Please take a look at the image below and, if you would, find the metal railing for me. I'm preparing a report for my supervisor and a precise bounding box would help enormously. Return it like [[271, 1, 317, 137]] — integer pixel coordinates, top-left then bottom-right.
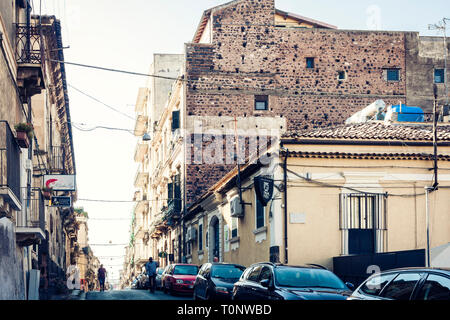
[[49, 146, 65, 173], [0, 121, 21, 201], [16, 190, 45, 231], [15, 24, 42, 65]]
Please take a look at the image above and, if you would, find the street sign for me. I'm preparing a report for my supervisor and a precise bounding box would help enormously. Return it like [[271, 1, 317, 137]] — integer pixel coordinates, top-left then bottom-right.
[[51, 196, 72, 208], [254, 176, 274, 206], [44, 175, 76, 191]]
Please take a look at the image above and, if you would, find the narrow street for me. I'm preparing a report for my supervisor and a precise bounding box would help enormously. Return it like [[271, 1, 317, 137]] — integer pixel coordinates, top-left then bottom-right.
[[84, 289, 192, 301]]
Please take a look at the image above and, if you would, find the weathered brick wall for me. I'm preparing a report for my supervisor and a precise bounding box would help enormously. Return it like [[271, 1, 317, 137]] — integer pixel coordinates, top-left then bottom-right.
[[185, 132, 275, 205], [183, 0, 410, 204], [185, 0, 408, 131]]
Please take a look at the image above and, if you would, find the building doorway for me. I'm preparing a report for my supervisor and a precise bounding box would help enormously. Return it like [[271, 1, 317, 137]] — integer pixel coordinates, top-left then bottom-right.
[[209, 216, 220, 262]]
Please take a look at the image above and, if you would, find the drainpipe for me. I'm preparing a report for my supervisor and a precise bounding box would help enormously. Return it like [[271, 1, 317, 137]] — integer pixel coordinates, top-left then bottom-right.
[[283, 148, 289, 264]]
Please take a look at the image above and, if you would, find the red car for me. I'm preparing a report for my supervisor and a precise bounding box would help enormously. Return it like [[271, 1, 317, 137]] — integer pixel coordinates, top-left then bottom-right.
[[162, 264, 199, 295]]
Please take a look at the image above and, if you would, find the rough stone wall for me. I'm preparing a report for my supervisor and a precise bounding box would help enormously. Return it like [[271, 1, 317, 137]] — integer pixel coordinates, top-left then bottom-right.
[[185, 133, 275, 205], [0, 218, 26, 300], [183, 0, 411, 205], [406, 34, 450, 112]]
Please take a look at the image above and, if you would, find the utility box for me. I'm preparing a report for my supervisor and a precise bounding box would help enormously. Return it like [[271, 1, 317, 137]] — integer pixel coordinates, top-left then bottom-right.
[[230, 197, 244, 218]]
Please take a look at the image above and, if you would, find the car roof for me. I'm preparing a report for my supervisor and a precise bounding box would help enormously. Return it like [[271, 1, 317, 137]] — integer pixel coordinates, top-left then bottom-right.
[[374, 267, 450, 275], [210, 263, 245, 267], [249, 262, 328, 270]]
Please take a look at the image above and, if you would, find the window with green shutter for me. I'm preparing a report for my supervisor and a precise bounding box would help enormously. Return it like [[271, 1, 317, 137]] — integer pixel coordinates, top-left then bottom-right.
[[172, 110, 180, 131]]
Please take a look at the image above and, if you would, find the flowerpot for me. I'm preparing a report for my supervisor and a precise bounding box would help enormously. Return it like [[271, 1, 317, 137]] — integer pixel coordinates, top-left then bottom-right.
[[16, 131, 29, 148]]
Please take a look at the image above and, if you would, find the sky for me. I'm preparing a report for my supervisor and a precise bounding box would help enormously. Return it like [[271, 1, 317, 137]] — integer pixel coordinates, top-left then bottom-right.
[[36, 0, 450, 286]]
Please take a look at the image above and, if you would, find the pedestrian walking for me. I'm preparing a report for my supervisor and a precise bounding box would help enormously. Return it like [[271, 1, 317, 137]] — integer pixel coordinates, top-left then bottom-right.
[[145, 257, 158, 293], [97, 264, 107, 292]]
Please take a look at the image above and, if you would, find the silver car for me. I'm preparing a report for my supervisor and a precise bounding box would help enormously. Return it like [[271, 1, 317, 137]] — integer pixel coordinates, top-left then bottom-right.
[[155, 267, 166, 290]]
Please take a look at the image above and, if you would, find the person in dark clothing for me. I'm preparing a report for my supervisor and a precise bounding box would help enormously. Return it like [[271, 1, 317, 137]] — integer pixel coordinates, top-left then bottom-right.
[[97, 265, 107, 292], [145, 257, 158, 293]]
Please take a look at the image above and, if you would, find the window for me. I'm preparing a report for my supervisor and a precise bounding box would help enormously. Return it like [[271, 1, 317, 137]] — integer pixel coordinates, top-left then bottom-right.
[[258, 266, 273, 282], [306, 57, 315, 69], [255, 194, 265, 230], [172, 110, 180, 131], [247, 266, 262, 282], [386, 69, 400, 81], [231, 217, 238, 238], [340, 193, 386, 255], [338, 71, 347, 80], [435, 69, 445, 84], [198, 223, 203, 251], [255, 95, 268, 111], [416, 274, 450, 300], [380, 273, 422, 300], [359, 273, 396, 297]]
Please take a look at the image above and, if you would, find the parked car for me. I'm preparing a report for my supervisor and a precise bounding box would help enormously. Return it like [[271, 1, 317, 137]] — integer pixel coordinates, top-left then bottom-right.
[[194, 263, 246, 300], [162, 264, 199, 295], [348, 267, 450, 300], [155, 267, 166, 290], [232, 262, 353, 300]]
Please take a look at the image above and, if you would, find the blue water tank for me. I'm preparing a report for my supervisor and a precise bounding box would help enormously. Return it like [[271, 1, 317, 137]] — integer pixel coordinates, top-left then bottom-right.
[[391, 105, 424, 122]]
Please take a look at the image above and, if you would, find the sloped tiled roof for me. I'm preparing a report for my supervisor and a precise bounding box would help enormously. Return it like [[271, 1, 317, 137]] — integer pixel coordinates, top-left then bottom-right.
[[283, 122, 450, 142]]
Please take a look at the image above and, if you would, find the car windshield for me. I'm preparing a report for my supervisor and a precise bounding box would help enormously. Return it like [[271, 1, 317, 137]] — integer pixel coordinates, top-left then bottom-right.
[[211, 265, 245, 279], [173, 265, 198, 276], [274, 267, 347, 290], [157, 269, 164, 275]]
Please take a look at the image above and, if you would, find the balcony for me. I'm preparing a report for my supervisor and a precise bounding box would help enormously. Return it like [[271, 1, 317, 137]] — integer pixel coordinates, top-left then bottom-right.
[[167, 198, 182, 219], [49, 146, 65, 173], [134, 166, 149, 188], [0, 121, 22, 213], [135, 88, 149, 113], [134, 113, 149, 137], [15, 24, 45, 100], [16, 191, 46, 247], [134, 142, 149, 163]]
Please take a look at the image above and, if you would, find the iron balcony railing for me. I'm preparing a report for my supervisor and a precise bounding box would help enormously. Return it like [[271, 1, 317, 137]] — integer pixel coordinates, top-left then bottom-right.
[[167, 198, 181, 218], [49, 146, 65, 173], [16, 190, 45, 231], [0, 121, 21, 202], [15, 24, 42, 65]]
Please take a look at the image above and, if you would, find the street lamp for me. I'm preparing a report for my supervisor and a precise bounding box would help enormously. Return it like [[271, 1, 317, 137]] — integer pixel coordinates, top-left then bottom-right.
[[142, 133, 151, 141]]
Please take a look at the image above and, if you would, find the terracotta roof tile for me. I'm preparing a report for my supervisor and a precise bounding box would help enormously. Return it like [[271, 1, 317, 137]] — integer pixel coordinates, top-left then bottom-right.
[[283, 122, 450, 141]]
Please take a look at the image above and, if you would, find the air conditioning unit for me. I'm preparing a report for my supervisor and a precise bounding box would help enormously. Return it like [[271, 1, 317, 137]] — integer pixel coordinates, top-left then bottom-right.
[[230, 197, 244, 218], [187, 227, 197, 242]]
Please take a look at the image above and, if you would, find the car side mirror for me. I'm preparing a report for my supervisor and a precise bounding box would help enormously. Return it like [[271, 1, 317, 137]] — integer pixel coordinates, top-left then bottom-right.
[[345, 282, 355, 291], [260, 279, 272, 289]]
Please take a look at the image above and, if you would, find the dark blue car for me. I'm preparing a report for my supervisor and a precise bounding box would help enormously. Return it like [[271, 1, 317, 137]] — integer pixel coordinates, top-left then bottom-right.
[[194, 263, 246, 300], [232, 262, 354, 300]]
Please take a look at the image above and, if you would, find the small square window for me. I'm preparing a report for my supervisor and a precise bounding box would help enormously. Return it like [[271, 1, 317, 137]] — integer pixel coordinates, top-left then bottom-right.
[[255, 95, 268, 111], [386, 69, 400, 81], [306, 57, 315, 69], [435, 69, 445, 83], [338, 71, 347, 80]]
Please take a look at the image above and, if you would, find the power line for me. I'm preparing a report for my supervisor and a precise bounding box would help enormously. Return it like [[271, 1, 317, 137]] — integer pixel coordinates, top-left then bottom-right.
[[68, 84, 135, 121], [76, 198, 181, 203]]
